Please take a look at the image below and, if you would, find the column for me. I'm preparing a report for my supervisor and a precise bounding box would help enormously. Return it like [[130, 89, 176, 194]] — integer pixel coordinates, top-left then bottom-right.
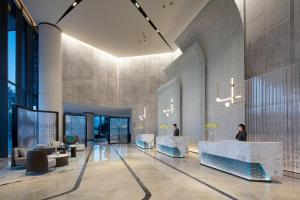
[[38, 23, 63, 141]]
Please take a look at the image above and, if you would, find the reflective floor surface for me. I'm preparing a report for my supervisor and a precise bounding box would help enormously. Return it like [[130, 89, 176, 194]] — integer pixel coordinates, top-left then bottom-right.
[[0, 144, 300, 200]]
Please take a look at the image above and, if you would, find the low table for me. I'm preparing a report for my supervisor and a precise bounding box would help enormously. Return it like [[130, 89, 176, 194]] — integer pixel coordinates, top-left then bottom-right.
[[48, 154, 69, 167]]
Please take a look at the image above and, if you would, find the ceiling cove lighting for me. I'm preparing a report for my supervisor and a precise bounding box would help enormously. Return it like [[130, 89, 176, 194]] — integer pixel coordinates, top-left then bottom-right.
[[130, 0, 173, 50], [216, 78, 242, 107], [56, 0, 82, 24]]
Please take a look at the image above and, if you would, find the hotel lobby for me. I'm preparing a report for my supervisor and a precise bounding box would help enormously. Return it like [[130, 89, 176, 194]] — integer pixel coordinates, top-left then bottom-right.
[[0, 0, 300, 199]]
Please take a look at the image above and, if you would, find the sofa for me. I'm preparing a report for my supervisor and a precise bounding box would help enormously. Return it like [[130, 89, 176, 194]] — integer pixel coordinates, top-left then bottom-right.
[[11, 147, 28, 168]]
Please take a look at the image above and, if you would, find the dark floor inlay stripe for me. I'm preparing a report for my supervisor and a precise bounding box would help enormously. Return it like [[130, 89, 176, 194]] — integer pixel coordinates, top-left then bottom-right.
[[111, 145, 151, 200], [131, 145, 239, 200], [42, 144, 94, 200]]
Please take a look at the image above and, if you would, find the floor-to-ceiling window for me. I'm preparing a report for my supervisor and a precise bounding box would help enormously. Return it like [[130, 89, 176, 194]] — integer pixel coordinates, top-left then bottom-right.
[[93, 115, 130, 144], [7, 3, 16, 155], [109, 117, 130, 144], [0, 0, 39, 157], [93, 115, 109, 142]]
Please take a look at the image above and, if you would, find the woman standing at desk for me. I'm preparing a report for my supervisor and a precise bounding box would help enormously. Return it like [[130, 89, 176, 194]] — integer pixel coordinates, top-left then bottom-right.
[[235, 124, 247, 141]]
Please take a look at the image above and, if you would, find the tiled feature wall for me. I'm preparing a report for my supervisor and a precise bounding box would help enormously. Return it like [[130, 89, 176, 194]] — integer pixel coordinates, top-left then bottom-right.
[[157, 77, 181, 136], [246, 63, 300, 173], [62, 34, 180, 141], [164, 42, 206, 146], [175, 0, 245, 141], [245, 0, 300, 78]]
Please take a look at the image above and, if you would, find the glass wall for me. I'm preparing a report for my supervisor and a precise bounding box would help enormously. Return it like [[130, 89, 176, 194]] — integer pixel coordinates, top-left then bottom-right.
[[16, 107, 58, 150], [0, 0, 39, 157], [65, 114, 87, 145]]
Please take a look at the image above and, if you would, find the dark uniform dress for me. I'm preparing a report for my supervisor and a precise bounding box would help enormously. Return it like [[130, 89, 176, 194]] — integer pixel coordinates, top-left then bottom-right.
[[235, 131, 247, 141], [173, 128, 180, 136]]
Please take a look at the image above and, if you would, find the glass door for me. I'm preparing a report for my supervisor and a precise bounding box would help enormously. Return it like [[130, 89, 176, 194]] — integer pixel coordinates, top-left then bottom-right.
[[109, 117, 129, 144]]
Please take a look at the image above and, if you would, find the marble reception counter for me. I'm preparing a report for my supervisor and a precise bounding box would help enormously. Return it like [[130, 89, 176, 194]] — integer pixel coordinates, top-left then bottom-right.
[[156, 136, 188, 158], [135, 134, 155, 149], [198, 140, 283, 181]]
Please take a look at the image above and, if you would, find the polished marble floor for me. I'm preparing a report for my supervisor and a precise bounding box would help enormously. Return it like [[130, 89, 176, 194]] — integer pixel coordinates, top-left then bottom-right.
[[0, 144, 300, 200]]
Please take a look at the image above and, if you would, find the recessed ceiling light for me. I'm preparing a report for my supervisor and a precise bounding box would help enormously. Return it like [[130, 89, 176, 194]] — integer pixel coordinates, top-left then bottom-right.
[[146, 17, 150, 21], [135, 3, 140, 8], [72, 2, 77, 6]]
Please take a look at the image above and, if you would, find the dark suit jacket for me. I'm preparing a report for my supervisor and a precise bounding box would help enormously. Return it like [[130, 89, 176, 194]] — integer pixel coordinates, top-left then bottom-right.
[[235, 131, 247, 141], [174, 128, 180, 136]]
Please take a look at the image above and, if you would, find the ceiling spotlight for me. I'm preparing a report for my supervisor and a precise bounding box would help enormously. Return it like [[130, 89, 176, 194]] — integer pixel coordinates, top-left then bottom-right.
[[156, 29, 159, 33], [72, 1, 77, 6], [146, 17, 150, 21], [135, 3, 140, 8]]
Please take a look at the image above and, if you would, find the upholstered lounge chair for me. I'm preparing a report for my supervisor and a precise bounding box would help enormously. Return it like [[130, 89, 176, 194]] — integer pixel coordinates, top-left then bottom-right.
[[64, 135, 85, 151], [33, 144, 55, 155], [11, 147, 28, 168], [64, 135, 79, 145], [26, 150, 56, 175]]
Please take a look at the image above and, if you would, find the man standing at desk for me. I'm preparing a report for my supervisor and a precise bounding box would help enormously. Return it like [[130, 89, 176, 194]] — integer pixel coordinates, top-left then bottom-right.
[[173, 124, 180, 136]]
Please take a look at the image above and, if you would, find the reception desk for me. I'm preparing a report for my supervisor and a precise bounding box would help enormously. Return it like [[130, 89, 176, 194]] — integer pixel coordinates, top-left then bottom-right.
[[135, 134, 155, 149], [198, 140, 283, 181], [156, 136, 188, 158]]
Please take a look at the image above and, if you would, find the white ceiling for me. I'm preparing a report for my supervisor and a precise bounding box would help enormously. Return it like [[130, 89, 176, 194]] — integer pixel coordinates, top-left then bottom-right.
[[22, 0, 208, 57], [22, 0, 74, 25]]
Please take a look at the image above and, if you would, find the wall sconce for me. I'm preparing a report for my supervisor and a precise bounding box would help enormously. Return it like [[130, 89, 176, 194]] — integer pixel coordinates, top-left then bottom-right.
[[163, 98, 174, 117], [216, 78, 241, 107], [139, 107, 146, 121]]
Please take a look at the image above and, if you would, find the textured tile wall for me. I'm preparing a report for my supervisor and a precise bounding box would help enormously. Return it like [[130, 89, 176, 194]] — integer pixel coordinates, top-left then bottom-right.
[[164, 42, 206, 146], [157, 77, 181, 136], [62, 34, 180, 141], [296, 0, 300, 63], [175, 0, 245, 141]]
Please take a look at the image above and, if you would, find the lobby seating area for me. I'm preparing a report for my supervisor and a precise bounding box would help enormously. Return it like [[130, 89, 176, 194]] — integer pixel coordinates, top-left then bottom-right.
[[9, 137, 85, 177]]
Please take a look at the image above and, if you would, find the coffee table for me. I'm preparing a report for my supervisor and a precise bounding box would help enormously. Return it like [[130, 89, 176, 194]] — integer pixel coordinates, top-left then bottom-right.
[[48, 154, 69, 167]]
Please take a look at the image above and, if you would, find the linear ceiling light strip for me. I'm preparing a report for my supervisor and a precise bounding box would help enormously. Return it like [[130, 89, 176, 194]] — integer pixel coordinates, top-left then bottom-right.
[[56, 0, 82, 24], [130, 0, 173, 51]]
